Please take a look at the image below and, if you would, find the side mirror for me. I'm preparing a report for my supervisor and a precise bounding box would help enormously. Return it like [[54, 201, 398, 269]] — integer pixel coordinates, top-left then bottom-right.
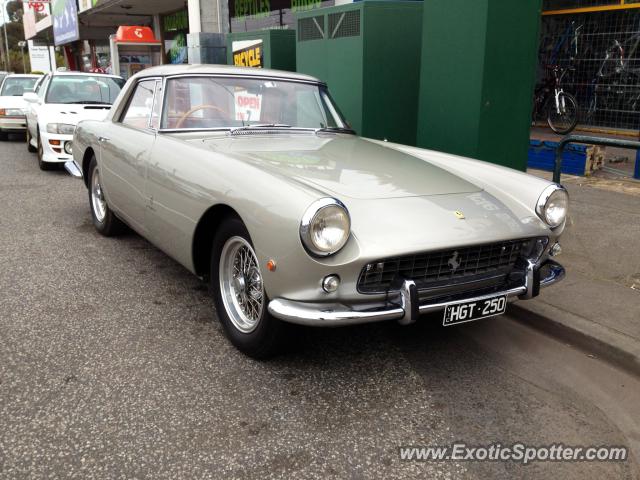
[[23, 92, 39, 103]]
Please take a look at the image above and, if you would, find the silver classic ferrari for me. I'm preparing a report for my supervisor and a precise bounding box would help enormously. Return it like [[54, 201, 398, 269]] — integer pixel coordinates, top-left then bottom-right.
[[70, 65, 567, 358]]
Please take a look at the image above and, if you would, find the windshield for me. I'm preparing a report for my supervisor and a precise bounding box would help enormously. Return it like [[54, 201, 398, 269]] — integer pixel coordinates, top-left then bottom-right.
[[161, 76, 349, 131], [45, 75, 125, 104], [0, 77, 39, 96]]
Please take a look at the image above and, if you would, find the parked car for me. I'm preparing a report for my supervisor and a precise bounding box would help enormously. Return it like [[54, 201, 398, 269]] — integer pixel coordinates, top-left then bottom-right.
[[0, 74, 42, 140], [0, 71, 8, 87], [71, 65, 568, 358], [24, 71, 125, 170]]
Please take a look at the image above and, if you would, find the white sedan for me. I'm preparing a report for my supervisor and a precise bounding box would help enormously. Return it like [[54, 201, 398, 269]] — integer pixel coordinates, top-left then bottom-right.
[[0, 74, 42, 140], [24, 71, 125, 170]]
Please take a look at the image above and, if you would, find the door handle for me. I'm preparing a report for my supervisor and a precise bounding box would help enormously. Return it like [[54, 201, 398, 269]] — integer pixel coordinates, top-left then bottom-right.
[[98, 137, 109, 143]]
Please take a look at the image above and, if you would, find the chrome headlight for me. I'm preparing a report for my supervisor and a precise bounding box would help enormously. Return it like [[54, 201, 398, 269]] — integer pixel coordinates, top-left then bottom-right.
[[46, 123, 76, 135], [300, 198, 351, 257], [536, 184, 569, 228]]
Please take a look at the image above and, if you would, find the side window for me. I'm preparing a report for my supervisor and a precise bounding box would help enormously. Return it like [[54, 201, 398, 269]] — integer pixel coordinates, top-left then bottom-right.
[[38, 76, 50, 100], [121, 80, 156, 129]]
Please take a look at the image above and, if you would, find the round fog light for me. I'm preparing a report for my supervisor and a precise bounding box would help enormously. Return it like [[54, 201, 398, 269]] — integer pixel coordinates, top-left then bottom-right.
[[64, 142, 73, 155], [322, 274, 340, 293], [550, 242, 562, 257]]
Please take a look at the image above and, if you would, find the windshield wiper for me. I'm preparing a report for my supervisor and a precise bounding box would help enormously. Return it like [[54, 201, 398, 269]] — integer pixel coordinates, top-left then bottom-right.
[[315, 126, 356, 134], [75, 101, 112, 105], [230, 123, 292, 131]]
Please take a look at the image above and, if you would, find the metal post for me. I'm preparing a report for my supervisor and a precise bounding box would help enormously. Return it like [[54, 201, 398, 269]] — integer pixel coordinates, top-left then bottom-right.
[[635, 149, 640, 180], [18, 40, 26, 73]]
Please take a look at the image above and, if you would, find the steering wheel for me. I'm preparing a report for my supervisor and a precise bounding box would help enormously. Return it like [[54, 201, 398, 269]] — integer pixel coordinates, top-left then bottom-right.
[[175, 104, 231, 129]]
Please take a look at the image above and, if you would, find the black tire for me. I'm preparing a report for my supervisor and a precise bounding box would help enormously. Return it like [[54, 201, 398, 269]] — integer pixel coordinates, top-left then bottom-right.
[[26, 127, 36, 153], [37, 130, 54, 171], [546, 92, 579, 135], [0, 131, 7, 141], [87, 156, 126, 236], [210, 217, 285, 359]]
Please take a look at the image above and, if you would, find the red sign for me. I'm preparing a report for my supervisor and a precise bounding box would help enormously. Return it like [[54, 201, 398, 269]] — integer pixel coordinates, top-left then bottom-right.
[[115, 26, 160, 44], [28, 1, 50, 13]]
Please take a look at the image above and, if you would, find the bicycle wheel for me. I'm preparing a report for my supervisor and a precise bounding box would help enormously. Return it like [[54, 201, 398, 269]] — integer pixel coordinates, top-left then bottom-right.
[[547, 92, 579, 134]]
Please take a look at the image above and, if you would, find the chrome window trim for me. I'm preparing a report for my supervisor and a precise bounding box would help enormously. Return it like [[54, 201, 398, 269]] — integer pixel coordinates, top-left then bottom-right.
[[117, 77, 162, 133], [157, 74, 331, 133], [161, 73, 325, 87], [299, 197, 351, 257]]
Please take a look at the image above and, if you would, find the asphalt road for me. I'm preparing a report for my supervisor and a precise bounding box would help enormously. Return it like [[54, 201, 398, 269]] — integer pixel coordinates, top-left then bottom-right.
[[1, 134, 639, 479]]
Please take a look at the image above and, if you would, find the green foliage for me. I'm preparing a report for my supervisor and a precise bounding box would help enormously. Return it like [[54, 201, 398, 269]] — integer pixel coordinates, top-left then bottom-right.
[[6, 0, 23, 22], [7, 49, 31, 73]]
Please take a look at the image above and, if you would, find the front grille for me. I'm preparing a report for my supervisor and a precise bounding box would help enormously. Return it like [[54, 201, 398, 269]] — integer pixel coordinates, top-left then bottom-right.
[[358, 238, 540, 294]]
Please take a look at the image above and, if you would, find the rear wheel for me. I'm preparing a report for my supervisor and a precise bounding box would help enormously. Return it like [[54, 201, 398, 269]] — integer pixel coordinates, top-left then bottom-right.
[[547, 92, 579, 135], [0, 131, 7, 141], [88, 156, 126, 236], [210, 217, 285, 359]]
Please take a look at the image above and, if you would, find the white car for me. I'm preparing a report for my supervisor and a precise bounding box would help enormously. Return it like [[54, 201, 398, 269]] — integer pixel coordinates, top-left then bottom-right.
[[24, 71, 125, 170], [0, 74, 42, 141]]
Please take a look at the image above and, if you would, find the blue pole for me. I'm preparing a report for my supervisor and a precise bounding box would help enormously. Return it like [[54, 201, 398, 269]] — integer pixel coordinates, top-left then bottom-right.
[[635, 149, 640, 180]]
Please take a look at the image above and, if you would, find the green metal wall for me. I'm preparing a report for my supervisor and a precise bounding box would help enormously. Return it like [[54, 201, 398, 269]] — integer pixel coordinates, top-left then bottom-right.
[[296, 1, 423, 145], [416, 0, 542, 171], [227, 30, 296, 71]]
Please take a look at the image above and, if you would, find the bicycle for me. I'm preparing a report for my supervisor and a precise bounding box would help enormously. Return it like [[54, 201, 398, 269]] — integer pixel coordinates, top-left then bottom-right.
[[532, 65, 579, 135]]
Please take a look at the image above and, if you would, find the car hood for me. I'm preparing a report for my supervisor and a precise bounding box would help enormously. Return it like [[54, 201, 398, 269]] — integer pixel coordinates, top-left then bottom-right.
[[0, 95, 28, 110], [199, 134, 481, 199], [39, 103, 112, 126]]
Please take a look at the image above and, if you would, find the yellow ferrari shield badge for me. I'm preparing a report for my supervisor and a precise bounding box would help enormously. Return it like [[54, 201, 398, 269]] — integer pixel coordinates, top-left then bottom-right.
[[454, 210, 465, 220]]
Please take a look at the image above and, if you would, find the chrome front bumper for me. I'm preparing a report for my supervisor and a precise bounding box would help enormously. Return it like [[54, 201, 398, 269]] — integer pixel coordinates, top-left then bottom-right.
[[268, 260, 565, 327]]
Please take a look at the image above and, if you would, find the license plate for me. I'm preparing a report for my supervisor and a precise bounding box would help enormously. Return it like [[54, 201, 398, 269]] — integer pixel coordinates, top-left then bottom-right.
[[442, 295, 507, 326]]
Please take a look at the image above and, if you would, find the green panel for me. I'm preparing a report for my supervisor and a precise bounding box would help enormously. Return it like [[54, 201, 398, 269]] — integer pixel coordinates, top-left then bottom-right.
[[296, 1, 423, 142], [477, 0, 542, 170], [270, 30, 297, 72], [416, 1, 487, 158], [417, 0, 541, 171], [362, 2, 423, 145], [296, 4, 364, 134]]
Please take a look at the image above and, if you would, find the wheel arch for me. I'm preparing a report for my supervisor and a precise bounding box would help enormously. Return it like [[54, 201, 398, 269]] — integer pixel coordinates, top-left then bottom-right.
[[192, 204, 243, 278], [82, 147, 96, 188]]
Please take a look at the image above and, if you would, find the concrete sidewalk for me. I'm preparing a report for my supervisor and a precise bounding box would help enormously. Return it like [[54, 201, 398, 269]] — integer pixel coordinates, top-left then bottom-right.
[[513, 169, 640, 375]]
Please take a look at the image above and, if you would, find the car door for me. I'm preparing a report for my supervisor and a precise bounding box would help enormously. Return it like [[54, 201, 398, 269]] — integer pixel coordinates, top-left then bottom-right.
[[99, 78, 159, 234]]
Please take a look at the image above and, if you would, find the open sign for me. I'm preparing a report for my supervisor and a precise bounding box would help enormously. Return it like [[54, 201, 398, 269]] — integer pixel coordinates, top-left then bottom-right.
[[234, 92, 262, 121]]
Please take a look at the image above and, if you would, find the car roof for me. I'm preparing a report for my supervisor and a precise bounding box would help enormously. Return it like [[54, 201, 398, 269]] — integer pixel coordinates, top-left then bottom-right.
[[4, 74, 42, 78], [50, 71, 123, 80], [135, 64, 322, 84]]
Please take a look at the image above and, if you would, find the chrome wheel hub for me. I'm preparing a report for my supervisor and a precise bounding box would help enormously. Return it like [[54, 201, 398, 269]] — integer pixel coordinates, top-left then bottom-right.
[[219, 236, 264, 333], [91, 168, 107, 223]]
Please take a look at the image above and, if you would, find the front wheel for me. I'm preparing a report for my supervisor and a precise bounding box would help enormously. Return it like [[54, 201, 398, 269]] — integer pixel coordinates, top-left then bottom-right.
[[210, 217, 285, 359], [547, 92, 579, 135], [26, 127, 36, 153], [37, 130, 54, 171]]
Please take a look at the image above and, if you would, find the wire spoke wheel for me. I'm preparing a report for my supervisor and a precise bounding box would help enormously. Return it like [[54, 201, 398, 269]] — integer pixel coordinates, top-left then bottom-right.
[[219, 236, 264, 334]]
